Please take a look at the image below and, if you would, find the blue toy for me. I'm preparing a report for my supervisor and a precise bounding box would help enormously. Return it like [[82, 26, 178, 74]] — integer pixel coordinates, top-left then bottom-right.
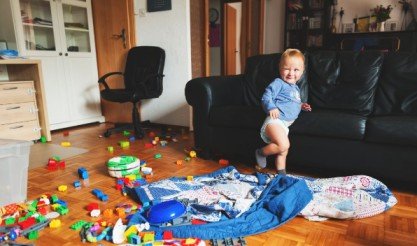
[[146, 200, 186, 224], [78, 167, 89, 179]]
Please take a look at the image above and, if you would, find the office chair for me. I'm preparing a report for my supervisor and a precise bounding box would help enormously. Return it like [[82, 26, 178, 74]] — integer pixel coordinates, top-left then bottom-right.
[[98, 46, 165, 138]]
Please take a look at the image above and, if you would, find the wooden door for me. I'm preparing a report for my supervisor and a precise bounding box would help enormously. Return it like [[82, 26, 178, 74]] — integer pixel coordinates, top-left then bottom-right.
[[92, 0, 135, 123], [224, 3, 237, 75]]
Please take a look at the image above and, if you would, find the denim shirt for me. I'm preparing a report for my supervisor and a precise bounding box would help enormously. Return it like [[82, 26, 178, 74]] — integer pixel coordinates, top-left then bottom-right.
[[261, 78, 301, 121]]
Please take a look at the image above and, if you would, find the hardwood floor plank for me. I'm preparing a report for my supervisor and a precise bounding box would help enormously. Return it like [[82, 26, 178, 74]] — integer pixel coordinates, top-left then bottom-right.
[[10, 123, 417, 245]]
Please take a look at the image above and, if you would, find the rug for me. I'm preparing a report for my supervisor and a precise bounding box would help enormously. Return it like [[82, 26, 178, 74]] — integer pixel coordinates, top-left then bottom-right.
[[29, 143, 88, 169]]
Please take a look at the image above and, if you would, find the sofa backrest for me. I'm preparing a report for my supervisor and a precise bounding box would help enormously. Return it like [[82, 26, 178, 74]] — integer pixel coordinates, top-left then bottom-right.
[[373, 52, 417, 116], [306, 51, 384, 116], [243, 53, 308, 107]]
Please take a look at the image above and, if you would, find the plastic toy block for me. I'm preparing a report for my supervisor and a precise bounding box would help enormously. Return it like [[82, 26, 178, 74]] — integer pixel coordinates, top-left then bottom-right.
[[154, 153, 162, 159], [36, 215, 47, 223], [61, 141, 71, 147], [58, 185, 67, 192], [141, 166, 152, 174], [70, 220, 89, 230], [90, 209, 101, 217], [148, 131, 156, 138], [56, 206, 69, 215], [143, 232, 155, 242], [128, 234, 141, 244], [144, 143, 153, 149], [184, 157, 191, 162], [115, 207, 126, 218], [50, 194, 59, 203], [5, 217, 15, 225], [191, 219, 207, 225], [18, 217, 36, 230], [73, 180, 81, 188], [49, 219, 61, 228], [129, 136, 136, 142], [152, 140, 158, 145], [154, 137, 160, 142], [103, 209, 114, 218], [189, 151, 197, 158], [219, 159, 229, 165], [107, 146, 114, 152], [123, 130, 131, 136], [37, 206, 48, 215], [27, 230, 39, 240], [86, 202, 99, 211], [182, 238, 201, 246], [186, 176, 193, 181], [163, 231, 173, 240], [124, 225, 137, 239], [160, 140, 168, 146], [78, 167, 89, 179], [40, 136, 47, 143], [140, 160, 147, 166], [119, 140, 130, 148], [56, 199, 67, 207], [115, 184, 123, 191], [63, 131, 69, 136], [155, 231, 163, 241]]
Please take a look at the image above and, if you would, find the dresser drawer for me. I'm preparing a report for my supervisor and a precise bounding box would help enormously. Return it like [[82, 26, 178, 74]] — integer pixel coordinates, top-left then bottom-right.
[[0, 81, 36, 104], [0, 102, 39, 125], [0, 120, 41, 141]]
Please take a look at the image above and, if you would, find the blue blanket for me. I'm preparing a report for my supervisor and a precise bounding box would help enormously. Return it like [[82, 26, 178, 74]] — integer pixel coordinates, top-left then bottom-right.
[[129, 166, 312, 239]]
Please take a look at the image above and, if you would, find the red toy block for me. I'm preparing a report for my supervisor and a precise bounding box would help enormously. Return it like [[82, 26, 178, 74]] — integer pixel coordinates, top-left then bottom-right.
[[163, 230, 173, 240], [115, 184, 123, 191], [18, 217, 36, 230], [191, 219, 207, 225], [219, 159, 229, 165], [37, 206, 49, 215], [86, 202, 99, 212], [144, 143, 154, 149]]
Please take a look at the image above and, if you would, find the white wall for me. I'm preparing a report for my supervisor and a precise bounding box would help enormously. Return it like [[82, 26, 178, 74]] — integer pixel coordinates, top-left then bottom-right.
[[134, 0, 192, 127], [264, 0, 285, 54]]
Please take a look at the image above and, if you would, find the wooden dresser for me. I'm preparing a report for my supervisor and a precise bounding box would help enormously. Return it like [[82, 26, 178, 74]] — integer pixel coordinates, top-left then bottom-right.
[[0, 59, 51, 141]]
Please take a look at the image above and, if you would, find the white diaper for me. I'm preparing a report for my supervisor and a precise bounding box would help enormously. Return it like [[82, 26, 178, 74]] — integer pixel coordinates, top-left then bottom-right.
[[260, 116, 294, 143]]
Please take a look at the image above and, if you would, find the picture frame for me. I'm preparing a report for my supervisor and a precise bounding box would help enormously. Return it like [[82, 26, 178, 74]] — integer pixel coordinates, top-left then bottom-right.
[[354, 16, 369, 33], [385, 21, 398, 31], [342, 23, 355, 33], [0, 40, 7, 50]]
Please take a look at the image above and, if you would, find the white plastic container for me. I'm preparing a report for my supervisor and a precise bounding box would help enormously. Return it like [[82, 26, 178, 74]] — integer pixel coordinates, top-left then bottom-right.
[[0, 138, 32, 207]]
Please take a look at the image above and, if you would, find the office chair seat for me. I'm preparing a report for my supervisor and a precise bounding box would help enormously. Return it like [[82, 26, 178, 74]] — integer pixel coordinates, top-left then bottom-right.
[[98, 46, 165, 138]]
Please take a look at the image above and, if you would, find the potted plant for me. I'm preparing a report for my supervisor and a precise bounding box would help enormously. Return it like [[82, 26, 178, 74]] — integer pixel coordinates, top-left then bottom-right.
[[372, 5, 393, 31]]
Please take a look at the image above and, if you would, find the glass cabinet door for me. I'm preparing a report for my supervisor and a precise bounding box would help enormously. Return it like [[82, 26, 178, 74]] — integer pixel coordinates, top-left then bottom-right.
[[19, 0, 57, 51], [61, 3, 91, 53]]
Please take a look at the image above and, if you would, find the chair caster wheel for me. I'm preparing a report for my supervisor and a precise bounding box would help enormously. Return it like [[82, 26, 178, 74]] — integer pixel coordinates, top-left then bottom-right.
[[103, 131, 111, 138]]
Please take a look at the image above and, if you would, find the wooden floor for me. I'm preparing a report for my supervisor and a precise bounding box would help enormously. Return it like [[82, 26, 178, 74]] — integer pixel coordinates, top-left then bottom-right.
[[16, 123, 417, 246]]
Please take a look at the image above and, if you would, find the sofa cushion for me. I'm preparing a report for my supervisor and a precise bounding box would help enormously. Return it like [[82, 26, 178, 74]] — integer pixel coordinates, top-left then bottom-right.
[[290, 109, 367, 140], [366, 116, 417, 147], [209, 106, 265, 129], [373, 52, 417, 116], [307, 51, 383, 116]]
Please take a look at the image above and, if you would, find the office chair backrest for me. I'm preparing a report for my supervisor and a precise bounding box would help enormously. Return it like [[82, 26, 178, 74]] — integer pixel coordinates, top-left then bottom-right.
[[124, 46, 165, 99]]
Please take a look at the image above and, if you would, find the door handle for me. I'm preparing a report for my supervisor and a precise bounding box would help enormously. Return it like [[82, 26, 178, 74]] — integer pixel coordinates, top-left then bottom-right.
[[112, 28, 127, 49]]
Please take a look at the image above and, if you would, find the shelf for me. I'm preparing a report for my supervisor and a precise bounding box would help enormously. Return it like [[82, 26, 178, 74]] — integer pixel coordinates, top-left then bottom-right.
[[65, 27, 89, 32], [23, 23, 53, 29]]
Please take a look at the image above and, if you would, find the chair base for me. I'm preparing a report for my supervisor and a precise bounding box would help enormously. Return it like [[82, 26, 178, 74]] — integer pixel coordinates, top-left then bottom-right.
[[103, 120, 150, 139]]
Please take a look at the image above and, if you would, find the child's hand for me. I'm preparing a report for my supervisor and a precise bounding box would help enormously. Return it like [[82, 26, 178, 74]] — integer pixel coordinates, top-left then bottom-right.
[[269, 108, 279, 119], [301, 103, 312, 111]]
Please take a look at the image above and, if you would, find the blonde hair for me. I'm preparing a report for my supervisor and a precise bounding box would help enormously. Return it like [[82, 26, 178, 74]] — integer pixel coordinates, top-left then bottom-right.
[[279, 48, 305, 69]]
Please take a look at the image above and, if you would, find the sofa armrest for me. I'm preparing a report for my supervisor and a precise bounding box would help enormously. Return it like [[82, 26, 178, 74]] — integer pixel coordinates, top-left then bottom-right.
[[185, 75, 245, 159], [185, 74, 245, 108]]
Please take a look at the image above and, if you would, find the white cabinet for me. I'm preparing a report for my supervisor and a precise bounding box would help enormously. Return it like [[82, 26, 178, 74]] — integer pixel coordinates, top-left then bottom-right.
[[5, 0, 104, 130]]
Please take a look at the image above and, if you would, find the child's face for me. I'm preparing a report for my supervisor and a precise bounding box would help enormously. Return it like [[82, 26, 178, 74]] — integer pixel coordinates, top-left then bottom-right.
[[279, 56, 304, 84]]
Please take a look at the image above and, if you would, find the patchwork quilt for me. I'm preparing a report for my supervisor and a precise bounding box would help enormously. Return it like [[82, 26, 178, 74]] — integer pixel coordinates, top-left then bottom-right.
[[130, 166, 397, 239]]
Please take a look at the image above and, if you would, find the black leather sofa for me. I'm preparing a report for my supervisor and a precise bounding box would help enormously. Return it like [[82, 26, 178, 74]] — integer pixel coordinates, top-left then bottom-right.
[[185, 51, 417, 186]]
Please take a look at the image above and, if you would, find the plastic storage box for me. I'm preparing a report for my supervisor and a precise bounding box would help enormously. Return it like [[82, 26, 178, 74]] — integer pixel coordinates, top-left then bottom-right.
[[0, 138, 32, 207]]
